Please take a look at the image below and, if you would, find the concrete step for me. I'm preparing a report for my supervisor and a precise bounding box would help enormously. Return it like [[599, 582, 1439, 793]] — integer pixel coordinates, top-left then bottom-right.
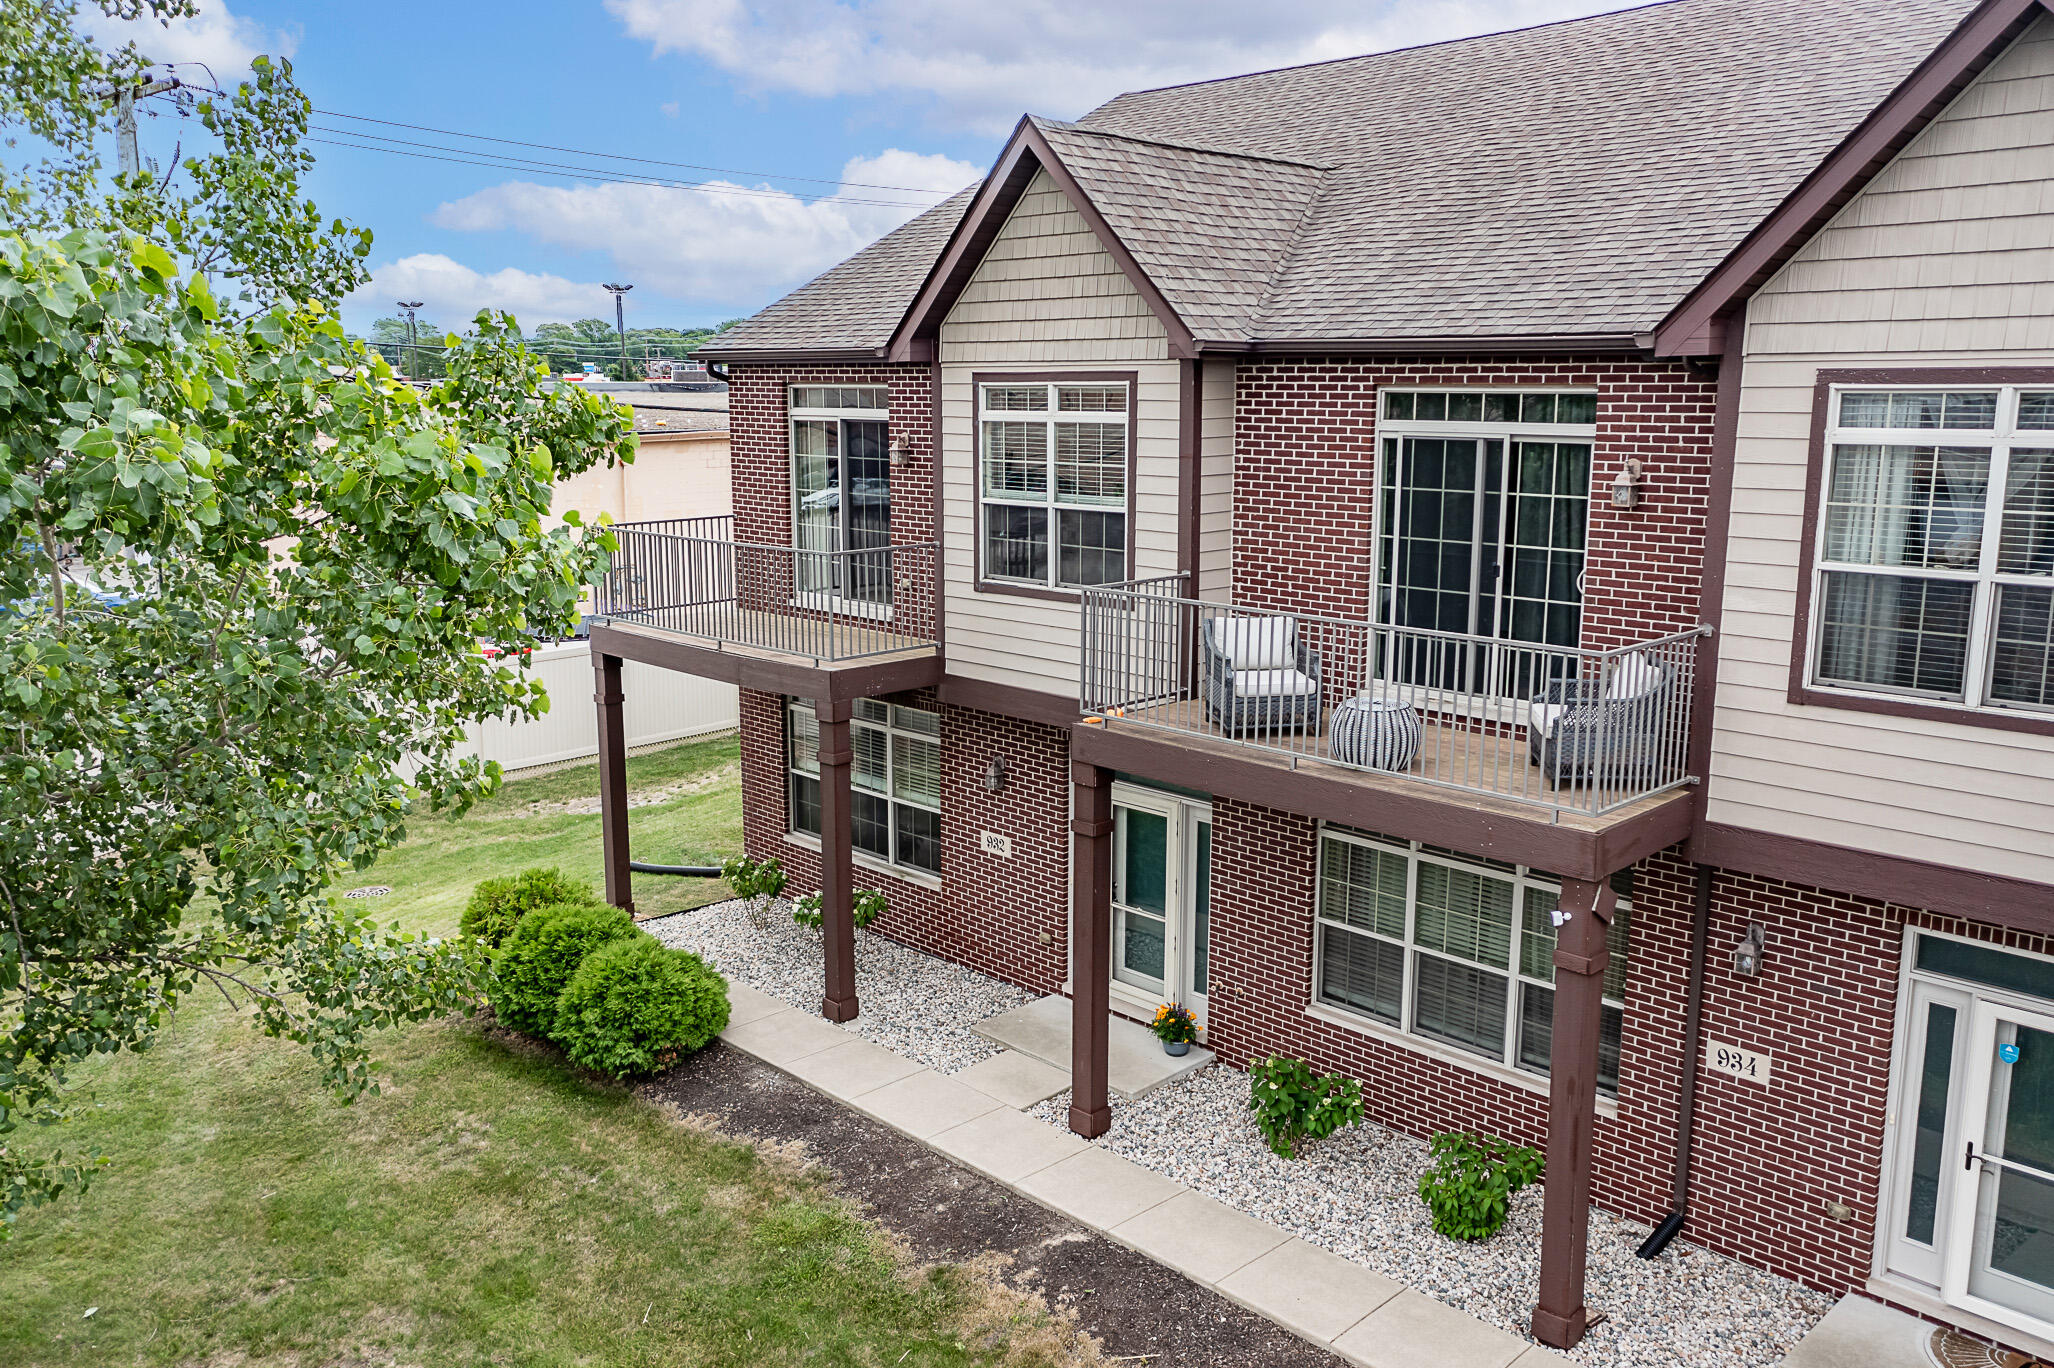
[[971, 994, 1215, 1099]]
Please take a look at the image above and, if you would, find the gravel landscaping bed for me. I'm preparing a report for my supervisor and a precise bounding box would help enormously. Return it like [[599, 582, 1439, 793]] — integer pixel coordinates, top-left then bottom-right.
[[642, 897, 1032, 1075], [1028, 1066, 1833, 1368]]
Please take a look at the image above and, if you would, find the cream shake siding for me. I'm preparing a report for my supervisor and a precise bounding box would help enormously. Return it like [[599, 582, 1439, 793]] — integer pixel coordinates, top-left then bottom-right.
[[939, 168, 1183, 699], [1711, 16, 2054, 883], [1198, 360, 1236, 601]]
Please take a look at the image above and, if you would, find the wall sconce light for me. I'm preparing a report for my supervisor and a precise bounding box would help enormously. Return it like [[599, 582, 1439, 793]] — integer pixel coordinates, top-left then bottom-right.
[[888, 438, 909, 467], [1611, 457, 1647, 508], [983, 756, 1008, 793], [1733, 923, 1766, 978]]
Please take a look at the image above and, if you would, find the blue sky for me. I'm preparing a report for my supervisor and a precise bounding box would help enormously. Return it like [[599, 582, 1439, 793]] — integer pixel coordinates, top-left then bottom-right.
[[90, 0, 1633, 335]]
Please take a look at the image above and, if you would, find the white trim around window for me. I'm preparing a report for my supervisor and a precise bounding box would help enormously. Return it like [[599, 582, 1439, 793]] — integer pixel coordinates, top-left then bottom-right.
[[786, 697, 942, 881], [1804, 383, 2054, 717], [1309, 826, 1631, 1099], [976, 377, 1132, 592]]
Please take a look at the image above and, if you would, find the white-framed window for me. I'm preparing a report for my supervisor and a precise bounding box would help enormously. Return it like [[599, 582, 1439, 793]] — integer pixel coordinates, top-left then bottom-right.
[[786, 698, 942, 877], [1373, 390, 1598, 695], [1312, 826, 1631, 1096], [790, 385, 891, 607], [1808, 384, 2054, 714], [978, 380, 1129, 590]]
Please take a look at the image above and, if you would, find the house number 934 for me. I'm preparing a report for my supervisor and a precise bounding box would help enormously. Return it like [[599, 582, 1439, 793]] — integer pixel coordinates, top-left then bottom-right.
[[1707, 1041, 1772, 1085]]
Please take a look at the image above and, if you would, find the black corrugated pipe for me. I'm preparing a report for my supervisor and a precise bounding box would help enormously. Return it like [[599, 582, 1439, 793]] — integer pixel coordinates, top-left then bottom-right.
[[1639, 862, 1715, 1260], [627, 861, 723, 878]]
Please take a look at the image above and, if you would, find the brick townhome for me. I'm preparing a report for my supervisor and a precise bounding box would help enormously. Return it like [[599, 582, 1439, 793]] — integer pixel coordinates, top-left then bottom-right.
[[585, 0, 2054, 1353]]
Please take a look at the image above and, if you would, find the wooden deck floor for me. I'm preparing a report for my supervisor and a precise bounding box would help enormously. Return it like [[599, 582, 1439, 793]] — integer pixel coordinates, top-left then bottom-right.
[[1101, 698, 1681, 833]]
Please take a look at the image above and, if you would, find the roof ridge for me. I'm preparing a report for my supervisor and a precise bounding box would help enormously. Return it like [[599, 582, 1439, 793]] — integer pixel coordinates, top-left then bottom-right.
[[1031, 114, 1335, 172], [1088, 0, 1695, 110]]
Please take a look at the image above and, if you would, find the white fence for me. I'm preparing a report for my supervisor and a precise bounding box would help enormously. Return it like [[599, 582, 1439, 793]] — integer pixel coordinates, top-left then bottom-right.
[[464, 642, 738, 775]]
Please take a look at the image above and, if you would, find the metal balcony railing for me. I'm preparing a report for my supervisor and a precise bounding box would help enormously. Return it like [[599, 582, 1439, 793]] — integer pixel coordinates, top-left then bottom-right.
[[1081, 576, 1708, 819], [593, 516, 939, 662]]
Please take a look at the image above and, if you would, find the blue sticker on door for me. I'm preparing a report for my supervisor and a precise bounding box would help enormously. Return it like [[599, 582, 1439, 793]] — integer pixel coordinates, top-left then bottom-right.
[[2000, 1042, 2022, 1065]]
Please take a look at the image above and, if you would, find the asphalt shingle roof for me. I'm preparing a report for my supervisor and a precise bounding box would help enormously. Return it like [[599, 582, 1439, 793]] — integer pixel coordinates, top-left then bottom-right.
[[709, 0, 1981, 354]]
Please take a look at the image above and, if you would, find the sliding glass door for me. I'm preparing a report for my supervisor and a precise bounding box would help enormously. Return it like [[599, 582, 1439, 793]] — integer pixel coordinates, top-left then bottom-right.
[[792, 388, 892, 607]]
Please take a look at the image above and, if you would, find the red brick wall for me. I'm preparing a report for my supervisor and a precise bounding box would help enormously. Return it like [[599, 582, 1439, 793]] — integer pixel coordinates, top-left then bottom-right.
[[727, 361, 940, 638], [736, 684, 1073, 995], [1230, 356, 1720, 647]]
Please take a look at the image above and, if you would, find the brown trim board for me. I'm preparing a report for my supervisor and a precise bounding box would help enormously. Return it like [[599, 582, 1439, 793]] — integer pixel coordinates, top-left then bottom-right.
[[929, 358, 947, 654], [1693, 822, 2054, 937], [1654, 0, 2050, 356], [1785, 366, 2054, 741], [1071, 721, 1691, 882], [588, 621, 941, 705], [937, 673, 1081, 729], [1688, 301, 1746, 828], [969, 370, 1140, 599]]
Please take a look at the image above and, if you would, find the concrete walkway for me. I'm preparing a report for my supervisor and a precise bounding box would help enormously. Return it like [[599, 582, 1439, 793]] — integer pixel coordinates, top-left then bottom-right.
[[718, 982, 1567, 1368], [971, 994, 1216, 1098]]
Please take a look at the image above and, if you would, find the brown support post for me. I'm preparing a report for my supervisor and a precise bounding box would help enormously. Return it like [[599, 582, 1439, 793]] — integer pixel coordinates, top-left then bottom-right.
[[815, 697, 859, 1022], [1069, 761, 1114, 1138], [593, 651, 633, 914], [1532, 874, 1618, 1350]]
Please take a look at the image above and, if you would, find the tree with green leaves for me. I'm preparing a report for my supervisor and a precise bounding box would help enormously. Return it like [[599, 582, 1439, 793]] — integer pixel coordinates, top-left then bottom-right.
[[0, 1, 637, 1232]]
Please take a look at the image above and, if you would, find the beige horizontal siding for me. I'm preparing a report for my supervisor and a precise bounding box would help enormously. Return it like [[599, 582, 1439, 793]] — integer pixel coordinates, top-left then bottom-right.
[[937, 172, 1185, 699], [1710, 16, 2054, 885]]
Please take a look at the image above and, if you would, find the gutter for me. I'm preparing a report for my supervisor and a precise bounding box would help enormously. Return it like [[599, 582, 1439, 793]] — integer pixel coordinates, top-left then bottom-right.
[[1638, 862, 1713, 1259], [1191, 333, 1651, 357]]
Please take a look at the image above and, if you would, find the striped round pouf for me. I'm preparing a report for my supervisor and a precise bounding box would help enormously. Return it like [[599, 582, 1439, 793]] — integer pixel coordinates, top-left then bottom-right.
[[1329, 697, 1421, 772]]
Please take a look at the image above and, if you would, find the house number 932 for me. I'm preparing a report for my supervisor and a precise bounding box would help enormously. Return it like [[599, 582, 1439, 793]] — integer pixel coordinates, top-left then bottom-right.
[[1707, 1041, 1772, 1085]]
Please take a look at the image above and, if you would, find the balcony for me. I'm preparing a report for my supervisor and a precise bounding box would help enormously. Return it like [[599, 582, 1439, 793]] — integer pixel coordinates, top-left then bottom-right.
[[588, 516, 941, 697], [1077, 578, 1708, 875]]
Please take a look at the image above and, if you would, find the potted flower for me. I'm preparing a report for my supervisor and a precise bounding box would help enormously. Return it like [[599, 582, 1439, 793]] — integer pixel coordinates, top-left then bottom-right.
[[1150, 1002, 1199, 1056]]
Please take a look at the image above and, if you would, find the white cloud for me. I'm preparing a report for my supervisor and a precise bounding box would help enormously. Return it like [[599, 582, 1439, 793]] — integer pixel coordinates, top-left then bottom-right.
[[424, 148, 980, 308], [660, 100, 680, 118], [346, 255, 619, 332], [84, 0, 297, 81], [604, 0, 1630, 133]]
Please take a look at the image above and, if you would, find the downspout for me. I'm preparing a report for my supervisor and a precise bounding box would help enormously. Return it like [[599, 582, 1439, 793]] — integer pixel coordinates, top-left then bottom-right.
[[1638, 861, 1713, 1258], [701, 358, 731, 383]]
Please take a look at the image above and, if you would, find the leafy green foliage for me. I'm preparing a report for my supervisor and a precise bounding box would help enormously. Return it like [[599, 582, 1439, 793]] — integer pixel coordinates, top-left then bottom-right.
[[552, 937, 731, 1079], [0, 9, 639, 1232], [1149, 1003, 1198, 1045], [790, 888, 886, 931], [488, 904, 639, 1038], [460, 868, 600, 949], [1416, 1131, 1545, 1242], [721, 854, 788, 903], [1246, 1055, 1365, 1159]]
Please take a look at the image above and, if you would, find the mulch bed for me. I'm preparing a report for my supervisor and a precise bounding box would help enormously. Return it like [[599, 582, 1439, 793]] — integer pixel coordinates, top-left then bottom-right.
[[647, 1041, 1346, 1368]]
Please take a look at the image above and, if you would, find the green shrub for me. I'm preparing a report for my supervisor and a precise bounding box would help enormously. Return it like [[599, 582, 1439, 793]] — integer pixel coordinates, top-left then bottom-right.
[[723, 854, 789, 929], [1417, 1131, 1545, 1242], [1247, 1055, 1365, 1159], [553, 936, 732, 1079], [461, 867, 600, 948], [489, 901, 638, 1036], [790, 888, 886, 931]]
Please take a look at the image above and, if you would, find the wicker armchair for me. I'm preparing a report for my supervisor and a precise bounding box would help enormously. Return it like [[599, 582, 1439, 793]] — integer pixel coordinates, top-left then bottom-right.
[[1202, 615, 1323, 736], [1526, 652, 1671, 786]]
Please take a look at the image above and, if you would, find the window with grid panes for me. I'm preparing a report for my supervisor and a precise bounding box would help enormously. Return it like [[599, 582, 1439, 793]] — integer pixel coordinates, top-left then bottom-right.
[[1313, 828, 1630, 1095], [1810, 386, 2054, 713], [979, 381, 1129, 589], [786, 698, 942, 877]]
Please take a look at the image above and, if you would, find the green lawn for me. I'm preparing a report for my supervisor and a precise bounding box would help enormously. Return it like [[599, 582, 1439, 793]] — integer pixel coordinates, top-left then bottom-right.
[[0, 737, 1084, 1368]]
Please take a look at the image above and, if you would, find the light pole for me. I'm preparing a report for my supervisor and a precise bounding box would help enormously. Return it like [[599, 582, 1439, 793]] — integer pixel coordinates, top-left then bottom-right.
[[397, 300, 423, 374], [602, 282, 632, 379]]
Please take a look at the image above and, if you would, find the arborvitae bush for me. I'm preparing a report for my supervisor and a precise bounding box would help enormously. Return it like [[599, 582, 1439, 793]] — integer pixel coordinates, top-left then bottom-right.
[[488, 901, 638, 1036], [553, 937, 732, 1079], [460, 867, 599, 948]]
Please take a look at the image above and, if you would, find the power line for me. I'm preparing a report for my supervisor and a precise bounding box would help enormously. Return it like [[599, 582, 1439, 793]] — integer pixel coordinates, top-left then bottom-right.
[[303, 133, 938, 210], [312, 107, 955, 196]]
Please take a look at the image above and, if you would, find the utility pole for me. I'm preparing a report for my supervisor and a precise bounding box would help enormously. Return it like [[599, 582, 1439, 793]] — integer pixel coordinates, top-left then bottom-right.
[[112, 76, 182, 179], [602, 282, 632, 380], [397, 300, 423, 375]]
